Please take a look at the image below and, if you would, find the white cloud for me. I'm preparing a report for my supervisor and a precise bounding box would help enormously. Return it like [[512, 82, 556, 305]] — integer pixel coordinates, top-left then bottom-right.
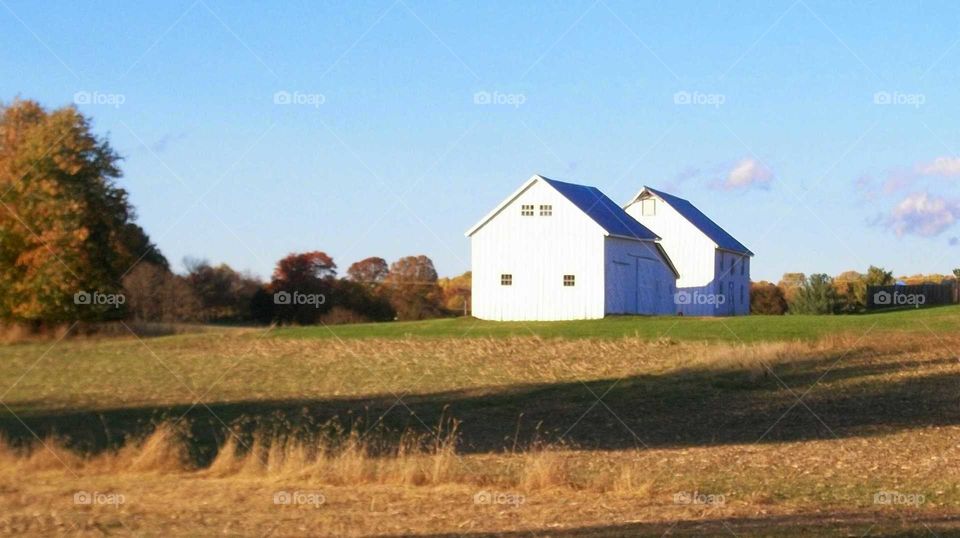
[[722, 158, 773, 190], [918, 156, 960, 177], [886, 192, 959, 237]]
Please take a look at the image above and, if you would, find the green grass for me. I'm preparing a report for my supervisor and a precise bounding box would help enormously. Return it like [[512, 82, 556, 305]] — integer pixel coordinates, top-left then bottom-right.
[[274, 304, 960, 342]]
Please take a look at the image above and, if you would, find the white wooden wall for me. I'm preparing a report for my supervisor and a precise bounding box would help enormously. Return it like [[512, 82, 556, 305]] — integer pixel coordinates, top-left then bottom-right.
[[626, 195, 751, 316], [470, 179, 606, 321], [625, 197, 717, 289], [604, 237, 678, 315]]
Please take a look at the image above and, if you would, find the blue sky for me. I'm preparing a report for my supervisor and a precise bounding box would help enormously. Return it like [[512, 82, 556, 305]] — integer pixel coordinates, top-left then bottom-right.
[[3, 0, 959, 282]]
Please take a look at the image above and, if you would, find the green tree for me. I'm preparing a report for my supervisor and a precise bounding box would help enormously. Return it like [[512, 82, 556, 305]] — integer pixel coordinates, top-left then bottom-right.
[[864, 266, 895, 287], [0, 99, 163, 322], [790, 274, 839, 315]]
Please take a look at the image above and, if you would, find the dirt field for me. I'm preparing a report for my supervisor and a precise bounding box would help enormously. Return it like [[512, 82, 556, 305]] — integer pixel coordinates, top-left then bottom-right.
[[1, 319, 959, 536]]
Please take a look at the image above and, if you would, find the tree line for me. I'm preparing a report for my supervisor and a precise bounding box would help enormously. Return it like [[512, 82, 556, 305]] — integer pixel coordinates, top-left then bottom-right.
[[3, 99, 955, 326], [750, 267, 960, 315], [123, 252, 471, 325], [0, 99, 469, 327]]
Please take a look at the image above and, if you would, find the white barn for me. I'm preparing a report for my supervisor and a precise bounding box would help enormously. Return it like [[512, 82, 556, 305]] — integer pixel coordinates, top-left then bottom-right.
[[466, 175, 679, 321], [624, 186, 753, 316]]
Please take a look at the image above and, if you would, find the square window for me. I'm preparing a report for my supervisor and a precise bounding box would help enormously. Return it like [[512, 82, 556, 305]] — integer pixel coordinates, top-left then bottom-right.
[[641, 198, 656, 216], [501, 274, 512, 286], [521, 205, 534, 216], [539, 204, 552, 216], [563, 274, 576, 287]]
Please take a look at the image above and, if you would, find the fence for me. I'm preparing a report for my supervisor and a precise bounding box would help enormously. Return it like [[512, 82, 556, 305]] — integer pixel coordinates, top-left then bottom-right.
[[866, 283, 957, 310]]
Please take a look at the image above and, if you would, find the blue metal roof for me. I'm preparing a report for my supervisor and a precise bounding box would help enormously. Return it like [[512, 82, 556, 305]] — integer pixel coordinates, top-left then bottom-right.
[[643, 186, 753, 255], [541, 177, 660, 241]]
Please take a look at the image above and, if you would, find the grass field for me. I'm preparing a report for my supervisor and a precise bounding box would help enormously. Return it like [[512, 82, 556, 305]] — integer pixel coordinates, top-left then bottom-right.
[[1, 308, 959, 535], [274, 304, 960, 342]]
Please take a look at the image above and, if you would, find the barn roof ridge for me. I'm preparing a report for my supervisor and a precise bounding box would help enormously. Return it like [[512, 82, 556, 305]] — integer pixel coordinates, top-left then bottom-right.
[[465, 174, 660, 242], [629, 185, 754, 256]]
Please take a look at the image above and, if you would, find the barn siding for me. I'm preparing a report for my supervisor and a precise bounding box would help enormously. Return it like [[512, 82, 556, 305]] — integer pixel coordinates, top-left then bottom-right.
[[603, 237, 677, 315], [625, 197, 716, 288], [626, 194, 751, 316], [470, 179, 606, 321]]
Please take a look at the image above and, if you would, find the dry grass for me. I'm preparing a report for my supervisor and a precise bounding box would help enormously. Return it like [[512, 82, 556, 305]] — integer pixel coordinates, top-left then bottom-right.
[[3, 329, 960, 535], [1, 424, 958, 536]]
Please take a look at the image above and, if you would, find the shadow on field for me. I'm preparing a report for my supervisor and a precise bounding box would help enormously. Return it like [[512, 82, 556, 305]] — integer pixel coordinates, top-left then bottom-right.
[[2, 347, 959, 465], [386, 512, 960, 537]]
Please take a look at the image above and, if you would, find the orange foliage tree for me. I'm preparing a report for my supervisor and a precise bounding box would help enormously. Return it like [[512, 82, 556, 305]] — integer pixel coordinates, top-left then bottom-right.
[[0, 99, 163, 322], [383, 255, 444, 320], [269, 251, 337, 324]]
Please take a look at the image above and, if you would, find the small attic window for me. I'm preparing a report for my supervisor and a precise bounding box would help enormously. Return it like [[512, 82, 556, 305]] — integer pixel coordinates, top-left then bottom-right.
[[521, 204, 534, 216], [563, 274, 576, 287], [539, 204, 552, 216], [641, 198, 656, 216]]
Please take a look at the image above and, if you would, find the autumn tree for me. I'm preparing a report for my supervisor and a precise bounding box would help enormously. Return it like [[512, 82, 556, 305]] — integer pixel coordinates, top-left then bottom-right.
[[0, 99, 162, 322], [898, 273, 951, 285], [438, 271, 471, 314], [122, 262, 200, 322], [750, 281, 787, 315], [184, 258, 262, 321], [864, 266, 895, 287], [347, 257, 389, 288], [383, 255, 444, 320], [328, 278, 395, 322], [834, 270, 866, 313], [269, 251, 337, 324], [340, 256, 394, 321], [777, 273, 805, 305]]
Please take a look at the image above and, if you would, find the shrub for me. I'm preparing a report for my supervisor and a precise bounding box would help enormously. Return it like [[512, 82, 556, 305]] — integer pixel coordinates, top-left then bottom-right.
[[750, 281, 787, 315]]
